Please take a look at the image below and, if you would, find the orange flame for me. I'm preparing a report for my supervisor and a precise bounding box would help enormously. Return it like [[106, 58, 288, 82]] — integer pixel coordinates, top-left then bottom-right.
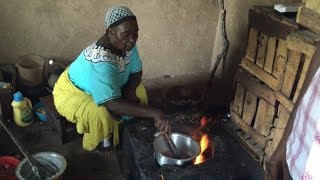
[[194, 134, 209, 164], [200, 116, 207, 129], [199, 116, 214, 130]]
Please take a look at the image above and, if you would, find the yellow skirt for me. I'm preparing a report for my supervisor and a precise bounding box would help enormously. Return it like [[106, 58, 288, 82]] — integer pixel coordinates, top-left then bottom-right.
[[52, 70, 148, 151]]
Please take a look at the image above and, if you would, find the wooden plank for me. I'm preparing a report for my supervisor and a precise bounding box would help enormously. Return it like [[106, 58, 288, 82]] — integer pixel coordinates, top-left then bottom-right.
[[305, 0, 320, 13], [276, 104, 291, 129], [230, 110, 267, 147], [293, 55, 313, 102], [242, 91, 258, 125], [265, 105, 291, 158], [245, 27, 259, 62], [264, 37, 277, 74], [265, 128, 284, 158], [276, 91, 294, 112], [232, 83, 245, 116], [292, 30, 320, 45], [272, 39, 287, 79], [287, 33, 316, 57], [281, 50, 302, 97], [297, 6, 320, 36], [249, 7, 299, 39], [254, 99, 275, 137], [236, 69, 277, 105], [240, 58, 280, 90], [256, 33, 268, 68]]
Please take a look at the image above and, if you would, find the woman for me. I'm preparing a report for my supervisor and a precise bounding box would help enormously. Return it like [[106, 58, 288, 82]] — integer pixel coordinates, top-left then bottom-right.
[[53, 5, 170, 153]]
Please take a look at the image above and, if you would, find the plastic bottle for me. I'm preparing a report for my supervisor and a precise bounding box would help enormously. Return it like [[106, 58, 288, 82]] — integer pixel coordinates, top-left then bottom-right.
[[11, 91, 35, 127]]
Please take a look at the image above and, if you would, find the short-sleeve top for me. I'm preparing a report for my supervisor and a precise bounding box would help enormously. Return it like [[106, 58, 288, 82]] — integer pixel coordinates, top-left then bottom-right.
[[68, 43, 142, 105]]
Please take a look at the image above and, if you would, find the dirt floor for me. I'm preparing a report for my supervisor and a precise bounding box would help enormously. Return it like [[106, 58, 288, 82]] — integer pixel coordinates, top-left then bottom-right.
[[0, 119, 124, 179]]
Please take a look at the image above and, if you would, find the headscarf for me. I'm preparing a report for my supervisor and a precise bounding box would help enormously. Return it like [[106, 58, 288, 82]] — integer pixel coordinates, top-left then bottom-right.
[[105, 5, 136, 29]]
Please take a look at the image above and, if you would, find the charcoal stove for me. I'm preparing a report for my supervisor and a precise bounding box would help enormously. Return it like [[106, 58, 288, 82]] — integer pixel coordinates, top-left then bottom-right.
[[121, 113, 264, 180]]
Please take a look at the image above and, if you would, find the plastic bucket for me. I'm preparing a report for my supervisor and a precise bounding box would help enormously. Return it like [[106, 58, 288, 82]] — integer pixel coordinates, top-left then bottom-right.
[[0, 156, 20, 180], [16, 55, 45, 87]]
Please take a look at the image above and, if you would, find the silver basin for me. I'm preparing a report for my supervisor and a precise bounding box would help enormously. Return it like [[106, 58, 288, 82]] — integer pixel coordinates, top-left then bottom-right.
[[153, 132, 200, 166], [15, 152, 67, 180]]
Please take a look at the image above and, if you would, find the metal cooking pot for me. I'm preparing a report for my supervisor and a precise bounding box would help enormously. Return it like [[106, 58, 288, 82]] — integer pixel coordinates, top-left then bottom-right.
[[153, 132, 200, 166]]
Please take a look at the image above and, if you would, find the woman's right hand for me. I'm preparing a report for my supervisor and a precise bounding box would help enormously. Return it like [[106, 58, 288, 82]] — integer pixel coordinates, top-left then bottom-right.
[[153, 110, 171, 134]]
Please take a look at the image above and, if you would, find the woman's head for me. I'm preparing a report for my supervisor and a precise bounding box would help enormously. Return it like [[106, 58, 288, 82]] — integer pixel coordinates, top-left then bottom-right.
[[105, 6, 139, 52]]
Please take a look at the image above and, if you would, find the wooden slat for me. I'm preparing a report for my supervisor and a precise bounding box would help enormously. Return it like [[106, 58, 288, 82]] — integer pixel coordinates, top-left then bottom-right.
[[230, 110, 267, 147], [254, 99, 275, 136], [242, 91, 258, 125], [287, 33, 316, 57], [232, 83, 245, 116], [293, 55, 313, 102], [272, 39, 287, 79], [240, 58, 280, 90], [264, 37, 277, 74], [305, 0, 320, 13], [297, 6, 320, 36], [249, 7, 299, 40], [245, 27, 259, 62], [276, 104, 291, 129], [265, 128, 284, 158], [276, 91, 294, 112], [236, 70, 276, 105], [291, 30, 320, 45], [281, 50, 302, 97], [256, 33, 268, 68], [265, 105, 290, 158]]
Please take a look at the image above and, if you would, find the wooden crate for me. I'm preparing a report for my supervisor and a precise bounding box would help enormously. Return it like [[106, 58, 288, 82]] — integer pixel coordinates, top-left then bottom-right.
[[241, 7, 299, 91], [276, 30, 320, 112], [230, 69, 295, 160], [297, 0, 320, 35], [230, 70, 277, 159]]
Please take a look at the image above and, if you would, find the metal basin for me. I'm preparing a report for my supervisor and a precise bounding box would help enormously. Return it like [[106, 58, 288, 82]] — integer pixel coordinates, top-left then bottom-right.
[[153, 132, 200, 166], [15, 152, 67, 180]]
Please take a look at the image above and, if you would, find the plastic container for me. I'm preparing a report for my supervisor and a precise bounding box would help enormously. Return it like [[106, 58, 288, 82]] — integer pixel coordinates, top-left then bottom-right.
[[11, 91, 35, 127], [33, 102, 46, 121], [15, 55, 45, 87], [0, 156, 20, 180]]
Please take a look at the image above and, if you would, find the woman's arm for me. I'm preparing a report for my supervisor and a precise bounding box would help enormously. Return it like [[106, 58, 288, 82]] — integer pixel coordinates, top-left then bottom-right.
[[102, 98, 170, 134], [122, 71, 142, 103]]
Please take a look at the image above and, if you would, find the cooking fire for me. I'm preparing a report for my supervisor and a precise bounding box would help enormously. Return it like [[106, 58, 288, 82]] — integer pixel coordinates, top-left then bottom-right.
[[193, 116, 215, 165]]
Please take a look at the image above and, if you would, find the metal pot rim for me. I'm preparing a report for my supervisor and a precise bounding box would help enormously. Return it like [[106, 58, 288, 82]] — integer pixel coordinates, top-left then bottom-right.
[[153, 132, 200, 161]]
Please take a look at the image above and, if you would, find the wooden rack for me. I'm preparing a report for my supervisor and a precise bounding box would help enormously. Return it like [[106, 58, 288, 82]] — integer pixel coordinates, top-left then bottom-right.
[[229, 6, 320, 166]]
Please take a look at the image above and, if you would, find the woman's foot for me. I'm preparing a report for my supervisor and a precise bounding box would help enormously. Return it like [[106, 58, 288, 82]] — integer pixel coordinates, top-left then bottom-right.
[[96, 138, 113, 156], [97, 143, 114, 156]]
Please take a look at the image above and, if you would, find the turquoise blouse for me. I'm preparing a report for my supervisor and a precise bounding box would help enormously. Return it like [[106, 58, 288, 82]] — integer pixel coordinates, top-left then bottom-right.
[[68, 43, 142, 105]]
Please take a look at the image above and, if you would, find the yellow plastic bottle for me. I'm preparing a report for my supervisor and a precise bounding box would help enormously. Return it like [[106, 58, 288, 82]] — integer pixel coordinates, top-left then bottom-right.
[[11, 91, 35, 127]]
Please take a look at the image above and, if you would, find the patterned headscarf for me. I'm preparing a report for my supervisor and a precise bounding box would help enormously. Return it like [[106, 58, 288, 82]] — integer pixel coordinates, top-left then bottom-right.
[[105, 5, 136, 29]]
